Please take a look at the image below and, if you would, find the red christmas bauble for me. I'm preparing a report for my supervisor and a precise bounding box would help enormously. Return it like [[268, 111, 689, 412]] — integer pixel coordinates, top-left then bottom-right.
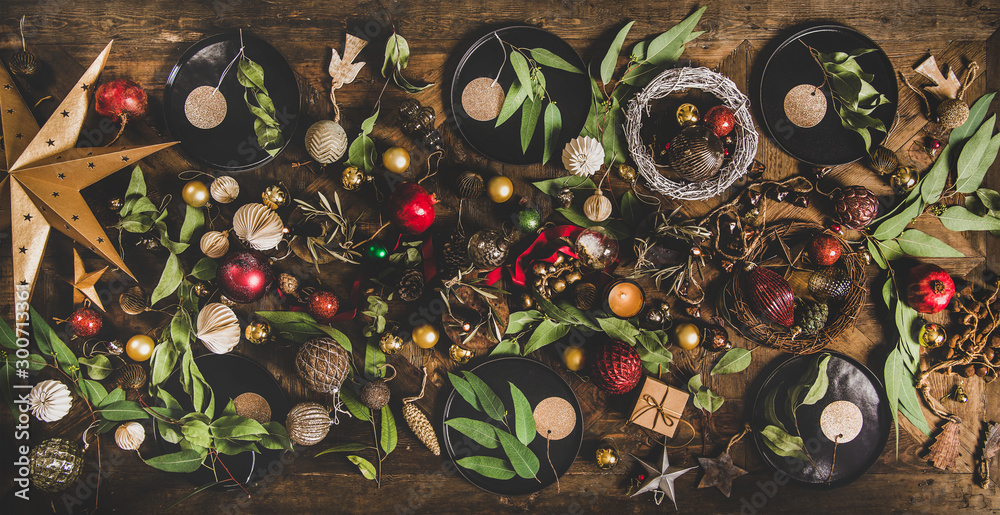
[[591, 340, 642, 394], [388, 182, 437, 234], [95, 79, 148, 123], [308, 290, 340, 324], [906, 263, 955, 314], [748, 265, 795, 327], [217, 250, 274, 303], [69, 307, 102, 337], [703, 105, 736, 137], [807, 234, 842, 266]]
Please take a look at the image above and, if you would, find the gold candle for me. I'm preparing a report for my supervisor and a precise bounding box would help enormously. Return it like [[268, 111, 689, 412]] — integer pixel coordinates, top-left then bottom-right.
[[605, 279, 645, 318]]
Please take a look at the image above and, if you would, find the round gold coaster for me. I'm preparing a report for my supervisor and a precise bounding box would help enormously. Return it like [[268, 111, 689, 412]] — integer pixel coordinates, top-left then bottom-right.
[[462, 77, 506, 122], [533, 396, 576, 440], [819, 400, 863, 443], [783, 84, 827, 128], [185, 85, 228, 129]]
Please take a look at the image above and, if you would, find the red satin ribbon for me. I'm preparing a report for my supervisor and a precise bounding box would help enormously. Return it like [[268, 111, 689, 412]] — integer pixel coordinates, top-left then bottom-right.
[[510, 225, 584, 287]]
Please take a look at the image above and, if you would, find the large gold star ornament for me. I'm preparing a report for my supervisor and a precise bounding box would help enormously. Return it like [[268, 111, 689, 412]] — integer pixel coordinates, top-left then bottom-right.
[[66, 248, 108, 311], [0, 41, 176, 304]]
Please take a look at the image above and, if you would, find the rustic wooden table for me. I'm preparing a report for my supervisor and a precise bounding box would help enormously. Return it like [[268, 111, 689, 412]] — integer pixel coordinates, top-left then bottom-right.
[[3, 0, 1000, 513]]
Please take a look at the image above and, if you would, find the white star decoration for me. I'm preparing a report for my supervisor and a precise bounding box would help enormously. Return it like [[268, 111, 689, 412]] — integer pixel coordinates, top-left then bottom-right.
[[0, 41, 175, 304], [630, 445, 697, 509]]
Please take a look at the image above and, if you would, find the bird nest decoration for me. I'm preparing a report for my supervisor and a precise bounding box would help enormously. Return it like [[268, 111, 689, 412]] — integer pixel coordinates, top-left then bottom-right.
[[625, 66, 758, 201], [722, 223, 867, 354]]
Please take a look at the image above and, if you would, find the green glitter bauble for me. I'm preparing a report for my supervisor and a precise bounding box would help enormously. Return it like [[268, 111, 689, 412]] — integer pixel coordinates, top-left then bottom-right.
[[364, 240, 389, 262], [517, 208, 541, 232]]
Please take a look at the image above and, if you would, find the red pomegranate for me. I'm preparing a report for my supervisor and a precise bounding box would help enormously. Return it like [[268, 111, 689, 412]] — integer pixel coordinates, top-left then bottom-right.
[[217, 250, 274, 304], [704, 105, 736, 137], [807, 234, 842, 266], [388, 182, 437, 234], [94, 79, 148, 145], [69, 307, 102, 337], [906, 264, 955, 314], [307, 290, 340, 324]]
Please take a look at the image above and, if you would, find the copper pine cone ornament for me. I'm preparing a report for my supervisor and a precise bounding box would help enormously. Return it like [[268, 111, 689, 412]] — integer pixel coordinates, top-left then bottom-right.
[[832, 186, 879, 229]]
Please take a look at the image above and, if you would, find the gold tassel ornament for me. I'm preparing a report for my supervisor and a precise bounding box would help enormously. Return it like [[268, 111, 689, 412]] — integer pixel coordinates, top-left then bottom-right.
[[402, 367, 440, 456]]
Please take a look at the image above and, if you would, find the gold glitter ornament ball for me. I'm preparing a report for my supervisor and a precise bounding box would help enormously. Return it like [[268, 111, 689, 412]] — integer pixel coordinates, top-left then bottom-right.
[[676, 103, 700, 126], [383, 147, 410, 174], [184, 85, 228, 129], [182, 180, 210, 208], [286, 402, 332, 446], [486, 175, 514, 203], [233, 392, 272, 424], [305, 120, 348, 164], [245, 320, 271, 344], [380, 333, 405, 354], [462, 77, 506, 121]]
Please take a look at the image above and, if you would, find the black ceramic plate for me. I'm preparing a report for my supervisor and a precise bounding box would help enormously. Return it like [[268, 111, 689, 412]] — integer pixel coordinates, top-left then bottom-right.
[[163, 32, 300, 172], [450, 26, 590, 164], [442, 357, 584, 495], [758, 25, 897, 166], [158, 353, 290, 489], [750, 352, 890, 488]]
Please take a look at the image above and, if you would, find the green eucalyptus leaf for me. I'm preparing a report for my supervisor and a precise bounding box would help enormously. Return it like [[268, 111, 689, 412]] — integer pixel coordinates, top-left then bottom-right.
[[760, 425, 809, 462], [520, 95, 542, 154], [522, 319, 570, 355], [462, 371, 506, 422], [531, 176, 594, 197], [78, 379, 109, 406], [505, 310, 543, 334], [491, 339, 520, 356], [455, 456, 516, 480], [98, 400, 149, 421], [496, 429, 539, 479], [922, 144, 953, 204], [190, 257, 218, 281], [976, 188, 1000, 211], [542, 102, 562, 165], [955, 115, 999, 193], [710, 348, 751, 375], [620, 191, 643, 229], [871, 198, 923, 240], [938, 206, 1000, 231], [315, 443, 368, 457], [380, 405, 397, 455], [949, 92, 997, 147], [895, 229, 963, 258], [448, 372, 481, 412], [762, 388, 786, 432], [347, 455, 377, 480], [509, 51, 533, 102], [884, 347, 906, 455], [341, 386, 371, 422], [642, 7, 706, 67], [799, 354, 832, 406], [529, 48, 583, 74], [596, 317, 639, 345], [496, 80, 527, 128], [78, 355, 113, 380], [143, 449, 206, 473], [150, 253, 184, 306], [444, 417, 500, 449], [601, 21, 635, 84], [179, 204, 205, 244], [30, 308, 78, 378], [509, 383, 536, 445]]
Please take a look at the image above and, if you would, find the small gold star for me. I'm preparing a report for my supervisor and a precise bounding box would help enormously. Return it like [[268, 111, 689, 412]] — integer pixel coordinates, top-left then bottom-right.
[[67, 249, 108, 310]]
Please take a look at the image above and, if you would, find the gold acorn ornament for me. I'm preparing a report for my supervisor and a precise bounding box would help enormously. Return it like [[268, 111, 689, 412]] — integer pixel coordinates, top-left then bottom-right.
[[305, 120, 348, 164], [449, 344, 474, 364], [402, 367, 441, 455], [676, 103, 700, 126], [584, 189, 613, 222], [115, 422, 145, 451], [210, 176, 240, 204], [341, 166, 370, 191], [261, 182, 290, 210], [595, 439, 620, 470], [200, 230, 230, 258], [918, 322, 947, 348], [286, 402, 333, 446], [616, 163, 637, 183]]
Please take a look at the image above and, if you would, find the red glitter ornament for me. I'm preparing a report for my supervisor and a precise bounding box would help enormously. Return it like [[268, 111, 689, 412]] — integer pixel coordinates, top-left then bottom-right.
[[806, 234, 842, 266], [591, 340, 642, 394], [703, 105, 736, 137], [217, 250, 274, 303], [388, 182, 437, 235], [308, 290, 340, 324], [69, 307, 102, 337]]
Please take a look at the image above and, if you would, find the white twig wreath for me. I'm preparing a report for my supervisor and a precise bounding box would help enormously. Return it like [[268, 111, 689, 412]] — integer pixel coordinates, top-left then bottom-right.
[[625, 67, 758, 201]]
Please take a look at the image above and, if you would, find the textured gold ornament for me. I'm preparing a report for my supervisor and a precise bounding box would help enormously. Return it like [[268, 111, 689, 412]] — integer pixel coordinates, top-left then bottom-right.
[[890, 165, 918, 193], [379, 333, 404, 354], [286, 402, 332, 446], [583, 189, 613, 222], [676, 103, 700, 126], [305, 120, 348, 164], [119, 286, 148, 315], [112, 363, 147, 391], [448, 344, 474, 364], [1, 42, 176, 306], [233, 392, 271, 424], [616, 164, 637, 182], [595, 442, 620, 470], [341, 166, 366, 191], [868, 146, 898, 175], [457, 171, 484, 199], [261, 182, 289, 210], [199, 230, 230, 258], [210, 176, 240, 204], [403, 367, 440, 456], [296, 337, 351, 394]]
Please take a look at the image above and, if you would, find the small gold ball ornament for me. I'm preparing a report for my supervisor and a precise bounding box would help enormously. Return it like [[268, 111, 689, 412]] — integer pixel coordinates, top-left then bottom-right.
[[412, 324, 440, 349], [244, 321, 271, 344], [918, 322, 947, 348], [449, 344, 474, 364], [182, 180, 210, 208], [616, 164, 637, 182], [9, 50, 40, 77], [890, 165, 918, 194], [383, 146, 411, 174], [595, 442, 620, 470], [676, 103, 700, 126], [119, 286, 148, 315], [379, 333, 405, 354], [342, 166, 366, 191], [673, 322, 701, 350], [125, 334, 155, 362], [261, 182, 289, 210], [486, 175, 514, 203], [563, 346, 586, 372]]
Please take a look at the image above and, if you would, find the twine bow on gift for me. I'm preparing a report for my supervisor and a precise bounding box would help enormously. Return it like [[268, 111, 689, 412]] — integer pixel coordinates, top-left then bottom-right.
[[630, 393, 680, 432], [328, 35, 368, 122]]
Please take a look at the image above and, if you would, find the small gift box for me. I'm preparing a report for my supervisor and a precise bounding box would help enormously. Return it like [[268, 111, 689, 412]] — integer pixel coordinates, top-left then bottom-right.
[[628, 376, 689, 438]]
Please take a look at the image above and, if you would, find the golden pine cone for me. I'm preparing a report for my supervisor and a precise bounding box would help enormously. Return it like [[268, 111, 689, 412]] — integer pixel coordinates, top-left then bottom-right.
[[403, 402, 440, 456]]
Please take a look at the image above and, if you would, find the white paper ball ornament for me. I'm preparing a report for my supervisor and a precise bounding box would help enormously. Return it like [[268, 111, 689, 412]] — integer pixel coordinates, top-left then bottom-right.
[[305, 120, 348, 164], [196, 303, 241, 354], [562, 136, 605, 178], [28, 380, 73, 422], [200, 230, 230, 258], [115, 422, 145, 451], [210, 176, 240, 204], [233, 203, 284, 251]]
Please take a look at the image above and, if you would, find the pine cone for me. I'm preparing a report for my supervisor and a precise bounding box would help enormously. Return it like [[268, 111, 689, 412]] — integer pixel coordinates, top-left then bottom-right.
[[278, 273, 300, 297], [403, 402, 440, 455], [832, 186, 878, 229], [439, 233, 470, 278], [792, 300, 829, 337], [808, 267, 851, 300], [360, 379, 390, 410], [397, 269, 425, 302]]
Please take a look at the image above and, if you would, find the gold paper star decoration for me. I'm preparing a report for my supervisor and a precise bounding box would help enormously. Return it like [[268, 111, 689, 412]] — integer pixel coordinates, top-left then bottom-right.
[[0, 41, 176, 305], [66, 248, 108, 311]]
